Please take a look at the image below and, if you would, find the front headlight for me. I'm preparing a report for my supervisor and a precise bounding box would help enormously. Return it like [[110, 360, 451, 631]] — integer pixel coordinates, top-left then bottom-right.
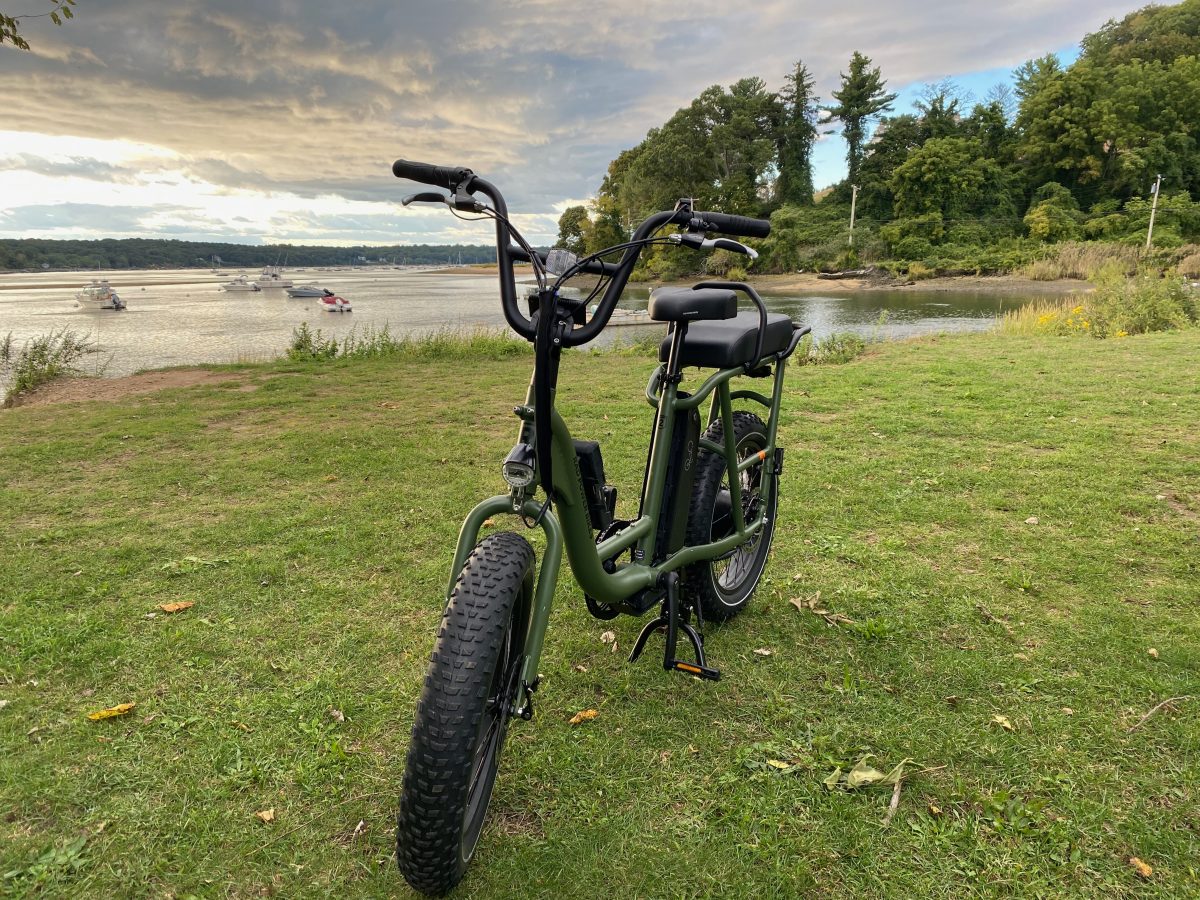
[[502, 443, 536, 489]]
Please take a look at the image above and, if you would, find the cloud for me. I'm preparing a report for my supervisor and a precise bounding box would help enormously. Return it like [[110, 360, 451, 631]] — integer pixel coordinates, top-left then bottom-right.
[[0, 0, 1140, 243]]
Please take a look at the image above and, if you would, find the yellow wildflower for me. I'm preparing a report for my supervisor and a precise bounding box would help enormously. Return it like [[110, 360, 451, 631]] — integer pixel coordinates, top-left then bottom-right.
[[1115, 330, 1128, 338], [1072, 305, 1085, 315]]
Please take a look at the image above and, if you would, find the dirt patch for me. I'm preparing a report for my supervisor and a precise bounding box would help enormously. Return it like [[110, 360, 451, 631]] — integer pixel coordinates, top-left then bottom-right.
[[7, 369, 248, 409]]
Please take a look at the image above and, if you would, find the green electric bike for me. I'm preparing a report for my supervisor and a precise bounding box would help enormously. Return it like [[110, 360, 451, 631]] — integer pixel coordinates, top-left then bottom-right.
[[391, 158, 810, 895]]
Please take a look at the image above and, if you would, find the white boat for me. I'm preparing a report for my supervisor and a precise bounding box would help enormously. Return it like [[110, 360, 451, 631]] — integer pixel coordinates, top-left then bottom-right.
[[286, 285, 328, 298], [317, 294, 352, 312], [255, 265, 293, 289], [221, 276, 262, 292], [74, 280, 126, 310]]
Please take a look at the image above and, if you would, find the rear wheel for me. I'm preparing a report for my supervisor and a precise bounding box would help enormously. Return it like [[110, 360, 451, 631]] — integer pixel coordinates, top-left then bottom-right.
[[682, 412, 778, 622], [396, 531, 535, 896]]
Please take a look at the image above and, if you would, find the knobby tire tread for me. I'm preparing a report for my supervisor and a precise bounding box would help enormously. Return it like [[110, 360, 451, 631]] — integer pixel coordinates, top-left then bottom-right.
[[396, 531, 535, 896]]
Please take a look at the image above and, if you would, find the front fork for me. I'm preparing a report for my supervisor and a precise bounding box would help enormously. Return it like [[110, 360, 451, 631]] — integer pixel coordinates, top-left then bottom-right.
[[448, 495, 563, 719]]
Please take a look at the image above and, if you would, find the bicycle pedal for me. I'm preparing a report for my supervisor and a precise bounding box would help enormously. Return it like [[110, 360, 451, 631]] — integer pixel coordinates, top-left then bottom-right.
[[670, 660, 721, 681]]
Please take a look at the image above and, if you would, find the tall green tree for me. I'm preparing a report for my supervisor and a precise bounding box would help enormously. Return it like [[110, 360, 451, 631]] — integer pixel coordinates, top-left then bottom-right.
[[826, 52, 897, 186], [555, 206, 589, 255], [776, 60, 819, 205]]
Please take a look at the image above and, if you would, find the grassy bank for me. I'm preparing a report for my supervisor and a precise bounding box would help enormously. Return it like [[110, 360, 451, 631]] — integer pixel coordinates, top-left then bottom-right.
[[2, 331, 1198, 897]]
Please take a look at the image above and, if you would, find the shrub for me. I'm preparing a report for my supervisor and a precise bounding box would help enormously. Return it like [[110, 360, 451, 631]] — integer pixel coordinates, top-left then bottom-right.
[[1, 328, 97, 406], [1087, 268, 1198, 337], [893, 236, 934, 260], [1021, 242, 1142, 280], [999, 270, 1198, 338], [287, 323, 527, 362], [795, 332, 867, 365], [1175, 251, 1200, 278]]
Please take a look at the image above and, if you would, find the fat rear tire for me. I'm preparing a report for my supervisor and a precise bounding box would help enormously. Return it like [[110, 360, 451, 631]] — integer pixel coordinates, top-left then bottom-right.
[[682, 412, 777, 622], [396, 531, 535, 896]]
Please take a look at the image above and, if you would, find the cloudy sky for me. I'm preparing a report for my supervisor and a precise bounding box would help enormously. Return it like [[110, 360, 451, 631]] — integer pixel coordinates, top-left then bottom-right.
[[1, 0, 1142, 246]]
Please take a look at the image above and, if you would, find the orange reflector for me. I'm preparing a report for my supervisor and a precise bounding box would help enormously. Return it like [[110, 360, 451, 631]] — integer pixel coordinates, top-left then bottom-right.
[[675, 663, 702, 674], [757, 450, 768, 461]]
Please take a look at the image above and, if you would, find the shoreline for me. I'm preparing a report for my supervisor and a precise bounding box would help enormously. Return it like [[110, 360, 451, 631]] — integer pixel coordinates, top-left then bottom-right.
[[427, 265, 1094, 295]]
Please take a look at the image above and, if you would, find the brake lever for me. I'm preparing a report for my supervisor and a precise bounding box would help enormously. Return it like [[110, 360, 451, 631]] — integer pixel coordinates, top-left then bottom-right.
[[668, 233, 758, 260], [402, 191, 450, 207]]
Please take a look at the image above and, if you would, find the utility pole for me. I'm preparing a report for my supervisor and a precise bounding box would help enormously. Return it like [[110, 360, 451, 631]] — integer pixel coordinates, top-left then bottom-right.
[[848, 184, 859, 247], [1145, 173, 1163, 251]]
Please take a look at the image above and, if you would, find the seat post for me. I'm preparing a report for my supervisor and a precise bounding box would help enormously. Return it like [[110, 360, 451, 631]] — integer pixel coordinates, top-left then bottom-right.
[[663, 321, 689, 382]]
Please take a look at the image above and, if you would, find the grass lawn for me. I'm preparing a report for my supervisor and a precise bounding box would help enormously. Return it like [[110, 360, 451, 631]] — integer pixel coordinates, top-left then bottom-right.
[[1, 330, 1197, 898]]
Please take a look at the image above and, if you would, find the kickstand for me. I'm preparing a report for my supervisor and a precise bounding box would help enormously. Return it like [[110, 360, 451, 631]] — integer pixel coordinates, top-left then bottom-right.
[[628, 572, 721, 681]]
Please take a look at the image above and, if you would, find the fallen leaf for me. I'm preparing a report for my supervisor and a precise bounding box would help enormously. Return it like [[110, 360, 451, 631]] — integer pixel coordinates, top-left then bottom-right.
[[158, 601, 194, 613], [322, 474, 339, 482], [230, 720, 251, 732], [482, 518, 496, 527], [87, 702, 136, 721], [572, 664, 589, 673], [0, 700, 8, 710], [822, 767, 843, 790], [351, 819, 366, 839], [1154, 494, 1166, 501], [600, 631, 616, 644], [1061, 707, 1074, 716], [928, 802, 942, 816], [1147, 648, 1159, 659], [945, 695, 960, 707], [753, 648, 773, 657], [327, 707, 345, 723], [141, 713, 159, 725], [255, 808, 275, 824], [991, 714, 1015, 732], [767, 759, 792, 770], [1025, 516, 1040, 525], [1129, 857, 1153, 879], [569, 708, 598, 726]]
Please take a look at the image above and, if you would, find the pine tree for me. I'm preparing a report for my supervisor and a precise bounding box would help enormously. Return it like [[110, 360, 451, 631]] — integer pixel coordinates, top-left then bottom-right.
[[776, 60, 819, 205], [826, 52, 897, 186]]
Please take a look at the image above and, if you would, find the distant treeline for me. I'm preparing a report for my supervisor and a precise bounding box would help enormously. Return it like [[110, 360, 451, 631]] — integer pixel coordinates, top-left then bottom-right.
[[0, 239, 497, 272]]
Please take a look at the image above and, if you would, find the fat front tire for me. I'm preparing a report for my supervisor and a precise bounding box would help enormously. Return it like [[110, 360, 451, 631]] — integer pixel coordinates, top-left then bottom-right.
[[682, 411, 778, 622], [396, 531, 535, 896]]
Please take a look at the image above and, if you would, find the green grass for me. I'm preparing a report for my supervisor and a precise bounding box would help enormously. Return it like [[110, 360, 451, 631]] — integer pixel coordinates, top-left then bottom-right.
[[2, 332, 1198, 898]]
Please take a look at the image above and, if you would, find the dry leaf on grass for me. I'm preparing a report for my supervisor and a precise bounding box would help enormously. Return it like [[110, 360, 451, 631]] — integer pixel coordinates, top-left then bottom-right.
[[158, 601, 194, 613], [569, 709, 598, 726], [753, 648, 773, 657], [1129, 857, 1153, 879], [573, 664, 589, 673], [1147, 648, 1159, 659], [482, 518, 497, 527], [87, 702, 136, 721], [1024, 516, 1040, 525], [600, 631, 616, 644], [327, 707, 345, 723], [255, 808, 275, 824], [991, 714, 1016, 732]]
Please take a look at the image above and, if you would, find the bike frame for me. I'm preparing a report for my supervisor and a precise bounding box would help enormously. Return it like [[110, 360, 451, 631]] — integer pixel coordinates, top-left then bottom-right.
[[446, 325, 798, 715]]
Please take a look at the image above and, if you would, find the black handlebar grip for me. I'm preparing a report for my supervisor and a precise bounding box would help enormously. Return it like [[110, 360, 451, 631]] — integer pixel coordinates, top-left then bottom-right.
[[693, 211, 771, 239], [392, 159, 474, 190]]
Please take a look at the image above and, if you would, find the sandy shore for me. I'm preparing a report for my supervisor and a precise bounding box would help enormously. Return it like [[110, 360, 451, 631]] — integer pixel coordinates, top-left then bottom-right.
[[428, 266, 1093, 295]]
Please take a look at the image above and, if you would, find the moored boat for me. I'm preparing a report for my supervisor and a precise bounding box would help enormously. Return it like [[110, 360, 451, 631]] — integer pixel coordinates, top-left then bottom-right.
[[255, 265, 293, 289], [318, 293, 352, 312], [74, 280, 126, 310], [221, 276, 262, 292], [286, 284, 328, 298]]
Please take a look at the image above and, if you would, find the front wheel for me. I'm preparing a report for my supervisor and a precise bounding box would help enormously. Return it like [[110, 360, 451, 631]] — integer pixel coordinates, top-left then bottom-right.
[[396, 531, 535, 896], [682, 411, 778, 622]]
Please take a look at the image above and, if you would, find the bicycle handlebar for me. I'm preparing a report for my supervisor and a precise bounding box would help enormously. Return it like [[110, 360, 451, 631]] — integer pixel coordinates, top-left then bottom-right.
[[392, 159, 476, 191], [688, 211, 771, 239], [393, 158, 771, 345]]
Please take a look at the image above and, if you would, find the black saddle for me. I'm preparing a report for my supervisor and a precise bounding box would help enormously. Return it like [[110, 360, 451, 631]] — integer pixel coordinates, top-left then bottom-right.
[[647, 287, 737, 322], [658, 311, 796, 369]]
